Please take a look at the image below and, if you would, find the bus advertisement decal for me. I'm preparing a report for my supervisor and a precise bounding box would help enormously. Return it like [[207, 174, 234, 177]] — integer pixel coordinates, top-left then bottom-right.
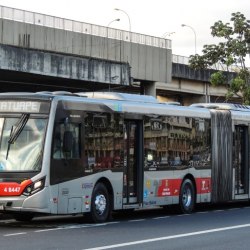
[[157, 179, 182, 197], [195, 178, 211, 194], [156, 178, 211, 197]]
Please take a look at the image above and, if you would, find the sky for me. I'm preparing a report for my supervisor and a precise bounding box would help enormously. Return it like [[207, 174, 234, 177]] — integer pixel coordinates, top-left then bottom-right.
[[0, 0, 249, 59]]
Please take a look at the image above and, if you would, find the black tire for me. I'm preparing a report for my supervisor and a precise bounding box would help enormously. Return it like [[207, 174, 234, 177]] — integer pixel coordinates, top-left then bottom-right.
[[179, 179, 195, 213], [90, 183, 110, 223], [13, 213, 34, 222]]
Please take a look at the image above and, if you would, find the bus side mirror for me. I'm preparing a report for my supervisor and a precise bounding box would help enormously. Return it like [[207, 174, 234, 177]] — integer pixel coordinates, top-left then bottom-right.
[[63, 131, 73, 152]]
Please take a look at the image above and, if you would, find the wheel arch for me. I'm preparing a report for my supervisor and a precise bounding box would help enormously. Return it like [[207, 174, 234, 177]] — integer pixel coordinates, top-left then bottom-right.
[[95, 177, 114, 210]]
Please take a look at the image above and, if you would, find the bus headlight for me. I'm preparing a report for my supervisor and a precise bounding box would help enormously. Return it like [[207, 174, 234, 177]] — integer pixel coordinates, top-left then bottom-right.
[[23, 177, 46, 196]]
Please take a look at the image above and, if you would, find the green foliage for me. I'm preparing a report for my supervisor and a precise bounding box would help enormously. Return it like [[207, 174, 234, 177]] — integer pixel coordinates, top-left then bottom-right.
[[210, 72, 227, 86], [231, 76, 245, 92], [243, 88, 250, 105], [189, 12, 250, 104]]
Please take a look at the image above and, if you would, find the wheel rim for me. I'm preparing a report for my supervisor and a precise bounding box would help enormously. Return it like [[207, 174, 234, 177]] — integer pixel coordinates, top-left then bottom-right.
[[94, 194, 107, 215], [182, 185, 192, 208]]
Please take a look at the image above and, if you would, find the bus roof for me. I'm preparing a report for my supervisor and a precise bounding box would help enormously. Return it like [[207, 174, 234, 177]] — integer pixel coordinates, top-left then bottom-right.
[[191, 103, 250, 112], [2, 91, 244, 118]]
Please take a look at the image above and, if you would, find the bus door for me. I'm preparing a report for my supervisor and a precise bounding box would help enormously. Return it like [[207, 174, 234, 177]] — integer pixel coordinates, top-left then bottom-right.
[[234, 125, 249, 198], [51, 110, 83, 215], [123, 120, 143, 206]]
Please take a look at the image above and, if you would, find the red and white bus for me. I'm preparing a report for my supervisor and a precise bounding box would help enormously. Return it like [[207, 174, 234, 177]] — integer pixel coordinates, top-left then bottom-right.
[[0, 91, 248, 222]]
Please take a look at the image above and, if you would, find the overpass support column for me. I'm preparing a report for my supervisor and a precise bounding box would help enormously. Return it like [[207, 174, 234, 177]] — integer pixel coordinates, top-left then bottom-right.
[[140, 81, 156, 97]]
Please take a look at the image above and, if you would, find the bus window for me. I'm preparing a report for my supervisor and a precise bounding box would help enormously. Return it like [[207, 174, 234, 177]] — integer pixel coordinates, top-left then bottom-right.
[[84, 112, 124, 171], [144, 115, 211, 170], [52, 123, 80, 159], [0, 117, 47, 171]]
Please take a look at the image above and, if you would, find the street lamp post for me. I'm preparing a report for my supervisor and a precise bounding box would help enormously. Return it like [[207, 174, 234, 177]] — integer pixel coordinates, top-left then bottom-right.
[[106, 18, 120, 60], [107, 18, 120, 39], [181, 24, 197, 54], [114, 8, 131, 34], [107, 18, 120, 28], [114, 8, 132, 64], [162, 32, 175, 38]]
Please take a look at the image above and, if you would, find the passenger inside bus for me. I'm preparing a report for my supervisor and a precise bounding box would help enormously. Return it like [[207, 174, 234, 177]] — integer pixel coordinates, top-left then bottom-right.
[[52, 123, 80, 159]]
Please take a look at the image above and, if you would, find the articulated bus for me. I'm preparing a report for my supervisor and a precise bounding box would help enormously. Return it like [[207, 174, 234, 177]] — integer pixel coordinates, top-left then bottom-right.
[[0, 91, 249, 222]]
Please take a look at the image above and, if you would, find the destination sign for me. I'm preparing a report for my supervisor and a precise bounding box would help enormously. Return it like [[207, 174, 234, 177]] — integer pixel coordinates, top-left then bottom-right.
[[0, 101, 41, 113]]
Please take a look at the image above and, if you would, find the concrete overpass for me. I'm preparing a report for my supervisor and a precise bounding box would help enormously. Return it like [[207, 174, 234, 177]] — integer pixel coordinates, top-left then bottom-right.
[[0, 5, 231, 104]]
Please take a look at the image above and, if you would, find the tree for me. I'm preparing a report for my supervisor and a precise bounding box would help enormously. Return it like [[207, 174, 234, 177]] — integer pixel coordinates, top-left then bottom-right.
[[189, 12, 250, 104]]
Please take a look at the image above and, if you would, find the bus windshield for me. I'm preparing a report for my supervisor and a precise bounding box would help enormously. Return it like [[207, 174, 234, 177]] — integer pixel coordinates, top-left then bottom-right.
[[0, 117, 47, 172]]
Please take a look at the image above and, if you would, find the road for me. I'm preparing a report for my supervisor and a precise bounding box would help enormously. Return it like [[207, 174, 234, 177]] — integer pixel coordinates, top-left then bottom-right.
[[0, 203, 250, 250]]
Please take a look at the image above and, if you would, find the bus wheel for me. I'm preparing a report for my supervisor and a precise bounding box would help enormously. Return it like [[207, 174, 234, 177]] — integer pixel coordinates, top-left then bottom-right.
[[179, 179, 195, 213], [90, 183, 110, 223], [13, 213, 34, 222]]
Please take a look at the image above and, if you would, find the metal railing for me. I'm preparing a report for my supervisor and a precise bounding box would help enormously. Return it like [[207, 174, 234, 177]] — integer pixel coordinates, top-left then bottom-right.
[[172, 54, 249, 72], [0, 5, 171, 49], [172, 55, 190, 65]]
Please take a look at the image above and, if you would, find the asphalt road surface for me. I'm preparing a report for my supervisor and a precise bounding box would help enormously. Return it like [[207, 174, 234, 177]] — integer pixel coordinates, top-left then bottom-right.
[[0, 203, 250, 250]]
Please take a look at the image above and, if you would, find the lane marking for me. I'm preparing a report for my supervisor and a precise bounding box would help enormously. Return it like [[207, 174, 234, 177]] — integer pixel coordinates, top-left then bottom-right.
[[128, 219, 145, 222], [35, 228, 64, 233], [99, 222, 119, 226], [4, 232, 27, 237], [1, 219, 15, 223], [153, 216, 170, 220], [35, 222, 119, 233], [82, 223, 250, 250]]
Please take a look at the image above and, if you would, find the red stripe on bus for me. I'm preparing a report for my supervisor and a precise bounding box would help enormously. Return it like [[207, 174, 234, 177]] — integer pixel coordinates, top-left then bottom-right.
[[195, 178, 211, 194], [157, 178, 211, 197], [0, 179, 32, 196]]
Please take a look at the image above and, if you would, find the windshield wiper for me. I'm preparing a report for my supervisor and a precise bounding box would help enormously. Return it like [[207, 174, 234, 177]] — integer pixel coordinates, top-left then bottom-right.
[[6, 113, 30, 160]]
